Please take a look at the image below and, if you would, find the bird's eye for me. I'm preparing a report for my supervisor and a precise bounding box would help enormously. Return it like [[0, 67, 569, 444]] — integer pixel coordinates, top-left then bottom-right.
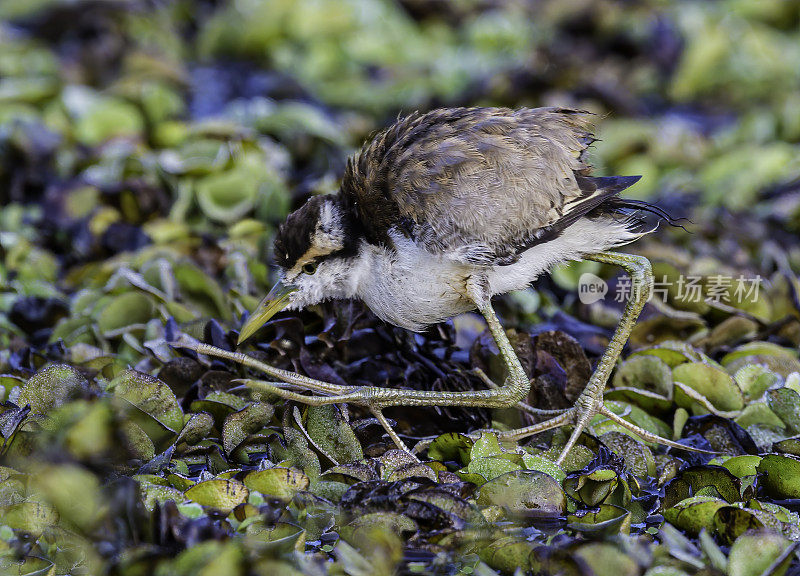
[[302, 262, 318, 275]]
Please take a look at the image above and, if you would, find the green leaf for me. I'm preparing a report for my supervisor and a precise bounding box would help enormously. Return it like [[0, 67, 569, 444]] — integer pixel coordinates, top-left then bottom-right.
[[773, 436, 800, 456], [334, 531, 402, 576], [600, 432, 656, 478], [16, 364, 88, 415], [630, 341, 707, 367], [663, 495, 728, 536], [321, 461, 380, 484], [476, 470, 566, 516], [564, 468, 625, 507], [340, 512, 416, 550], [735, 403, 785, 429], [59, 400, 114, 459], [727, 530, 794, 576], [139, 482, 186, 511], [97, 291, 158, 335], [721, 342, 800, 377], [194, 150, 286, 225], [0, 501, 57, 535], [303, 405, 363, 465], [166, 540, 244, 576], [757, 454, 800, 498], [244, 521, 305, 554], [767, 388, 800, 434], [470, 432, 504, 459], [160, 138, 229, 176], [72, 94, 144, 145], [734, 364, 780, 401], [111, 369, 183, 432], [0, 76, 59, 104], [610, 355, 674, 412], [664, 465, 743, 506], [521, 453, 566, 482], [385, 461, 438, 482], [172, 262, 231, 318], [222, 402, 274, 455], [176, 412, 215, 446], [673, 362, 744, 413], [567, 504, 632, 536], [712, 506, 767, 545], [244, 468, 309, 501], [477, 536, 535, 574], [426, 432, 474, 464], [28, 463, 103, 531], [460, 456, 522, 485], [274, 424, 321, 482], [573, 542, 640, 576], [185, 479, 249, 512], [190, 393, 246, 428], [167, 473, 195, 491], [720, 455, 762, 478], [121, 419, 156, 461]]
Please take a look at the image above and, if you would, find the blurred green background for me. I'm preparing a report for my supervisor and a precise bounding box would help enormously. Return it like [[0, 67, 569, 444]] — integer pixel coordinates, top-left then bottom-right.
[[2, 2, 800, 574]]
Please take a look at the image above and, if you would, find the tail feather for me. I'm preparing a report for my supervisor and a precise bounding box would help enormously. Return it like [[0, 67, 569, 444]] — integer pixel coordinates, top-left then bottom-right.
[[575, 174, 684, 229], [503, 174, 677, 264], [549, 175, 641, 234], [600, 197, 686, 229], [574, 174, 642, 196]]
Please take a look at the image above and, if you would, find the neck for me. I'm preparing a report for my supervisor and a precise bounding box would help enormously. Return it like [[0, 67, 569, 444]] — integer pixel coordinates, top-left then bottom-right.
[[346, 240, 375, 297], [311, 241, 373, 304]]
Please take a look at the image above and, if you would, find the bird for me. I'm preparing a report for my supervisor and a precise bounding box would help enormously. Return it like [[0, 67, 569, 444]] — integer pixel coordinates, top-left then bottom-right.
[[179, 106, 702, 465]]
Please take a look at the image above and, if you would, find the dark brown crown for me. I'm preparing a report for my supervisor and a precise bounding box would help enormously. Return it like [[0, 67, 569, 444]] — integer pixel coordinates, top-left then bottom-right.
[[273, 195, 360, 269], [273, 196, 327, 269]]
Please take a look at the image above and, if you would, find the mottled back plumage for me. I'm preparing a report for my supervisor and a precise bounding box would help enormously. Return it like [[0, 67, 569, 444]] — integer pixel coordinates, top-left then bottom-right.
[[274, 106, 655, 275], [341, 107, 620, 264]]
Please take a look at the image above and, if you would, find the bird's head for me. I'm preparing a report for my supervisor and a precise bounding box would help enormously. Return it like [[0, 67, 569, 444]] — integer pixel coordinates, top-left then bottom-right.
[[237, 195, 360, 344]]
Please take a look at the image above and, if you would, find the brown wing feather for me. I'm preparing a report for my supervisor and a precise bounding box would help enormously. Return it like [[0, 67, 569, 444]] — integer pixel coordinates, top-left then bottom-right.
[[341, 107, 601, 263]]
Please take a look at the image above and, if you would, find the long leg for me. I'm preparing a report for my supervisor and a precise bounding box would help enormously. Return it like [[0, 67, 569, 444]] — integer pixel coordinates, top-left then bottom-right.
[[370, 406, 415, 457], [555, 252, 652, 462], [235, 378, 366, 404], [175, 339, 360, 395], [183, 290, 529, 461], [598, 406, 710, 452], [494, 252, 655, 463], [177, 253, 707, 462], [178, 309, 529, 407]]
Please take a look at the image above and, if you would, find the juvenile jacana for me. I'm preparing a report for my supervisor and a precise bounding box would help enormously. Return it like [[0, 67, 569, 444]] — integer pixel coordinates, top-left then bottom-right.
[[181, 107, 697, 465]]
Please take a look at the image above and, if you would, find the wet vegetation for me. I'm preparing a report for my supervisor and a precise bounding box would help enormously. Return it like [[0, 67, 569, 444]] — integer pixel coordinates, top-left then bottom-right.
[[1, 0, 800, 574]]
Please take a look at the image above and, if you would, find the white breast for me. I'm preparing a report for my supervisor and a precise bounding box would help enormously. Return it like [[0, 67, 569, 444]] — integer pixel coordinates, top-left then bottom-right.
[[355, 216, 640, 332], [356, 234, 474, 331]]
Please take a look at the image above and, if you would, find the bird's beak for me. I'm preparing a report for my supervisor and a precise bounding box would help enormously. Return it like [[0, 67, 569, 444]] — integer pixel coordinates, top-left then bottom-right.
[[237, 280, 297, 345]]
